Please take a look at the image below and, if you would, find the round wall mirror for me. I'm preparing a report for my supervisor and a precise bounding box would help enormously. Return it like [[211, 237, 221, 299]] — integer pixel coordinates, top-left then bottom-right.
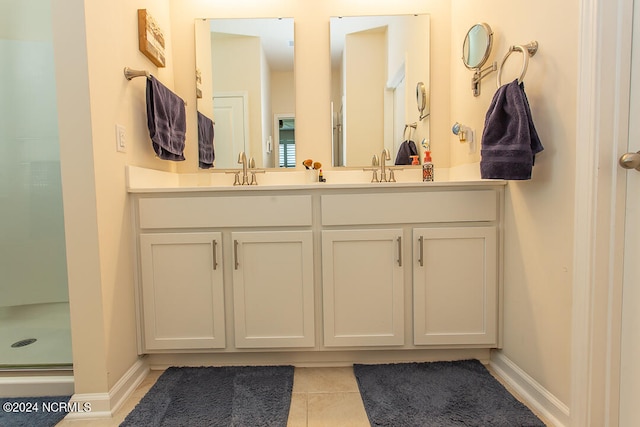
[[462, 23, 493, 70]]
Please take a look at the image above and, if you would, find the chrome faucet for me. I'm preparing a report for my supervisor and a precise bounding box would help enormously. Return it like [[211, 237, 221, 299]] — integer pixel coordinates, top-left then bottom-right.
[[380, 148, 391, 182], [237, 151, 248, 185]]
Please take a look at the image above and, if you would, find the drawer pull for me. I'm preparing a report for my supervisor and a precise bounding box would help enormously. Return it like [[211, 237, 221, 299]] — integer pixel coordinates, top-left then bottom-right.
[[418, 236, 424, 267]]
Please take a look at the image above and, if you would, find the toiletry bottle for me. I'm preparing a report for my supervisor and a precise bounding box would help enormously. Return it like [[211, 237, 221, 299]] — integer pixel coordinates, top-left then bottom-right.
[[422, 151, 434, 182], [318, 169, 324, 182]]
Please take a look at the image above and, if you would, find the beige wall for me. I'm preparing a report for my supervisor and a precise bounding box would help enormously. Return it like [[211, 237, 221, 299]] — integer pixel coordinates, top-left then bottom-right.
[[53, 0, 174, 393], [194, 19, 214, 119], [450, 0, 578, 405], [51, 0, 576, 410]]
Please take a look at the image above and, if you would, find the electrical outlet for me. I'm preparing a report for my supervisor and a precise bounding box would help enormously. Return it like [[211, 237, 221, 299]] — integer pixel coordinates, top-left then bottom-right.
[[468, 129, 477, 154], [115, 124, 126, 153]]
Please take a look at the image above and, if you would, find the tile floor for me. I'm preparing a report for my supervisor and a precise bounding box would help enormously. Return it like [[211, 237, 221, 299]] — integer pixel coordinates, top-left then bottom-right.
[[56, 366, 550, 426]]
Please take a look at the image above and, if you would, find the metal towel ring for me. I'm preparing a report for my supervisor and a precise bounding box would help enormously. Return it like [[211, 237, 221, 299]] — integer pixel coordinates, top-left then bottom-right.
[[496, 41, 538, 87], [403, 122, 417, 141]]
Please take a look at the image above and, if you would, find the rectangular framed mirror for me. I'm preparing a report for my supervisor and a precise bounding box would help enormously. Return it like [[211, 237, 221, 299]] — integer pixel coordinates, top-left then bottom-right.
[[195, 17, 295, 169], [330, 14, 430, 167]]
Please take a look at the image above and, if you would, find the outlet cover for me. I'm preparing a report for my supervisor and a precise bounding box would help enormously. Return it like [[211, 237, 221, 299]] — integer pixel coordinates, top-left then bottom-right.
[[115, 124, 126, 153]]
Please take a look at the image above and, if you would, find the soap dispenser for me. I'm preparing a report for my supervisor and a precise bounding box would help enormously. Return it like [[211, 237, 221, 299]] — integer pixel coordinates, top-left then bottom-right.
[[422, 151, 434, 182]]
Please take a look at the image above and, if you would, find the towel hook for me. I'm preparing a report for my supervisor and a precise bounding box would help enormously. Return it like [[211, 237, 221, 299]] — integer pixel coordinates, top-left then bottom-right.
[[496, 41, 538, 88]]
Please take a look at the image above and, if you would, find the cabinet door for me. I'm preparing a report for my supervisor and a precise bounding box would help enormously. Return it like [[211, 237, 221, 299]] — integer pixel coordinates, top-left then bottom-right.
[[413, 227, 497, 346], [139, 232, 225, 350], [232, 231, 314, 348], [322, 229, 404, 347]]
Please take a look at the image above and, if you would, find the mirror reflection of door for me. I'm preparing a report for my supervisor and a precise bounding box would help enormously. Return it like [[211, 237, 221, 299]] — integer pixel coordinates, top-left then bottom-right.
[[213, 93, 248, 168], [275, 116, 295, 168], [388, 69, 406, 161]]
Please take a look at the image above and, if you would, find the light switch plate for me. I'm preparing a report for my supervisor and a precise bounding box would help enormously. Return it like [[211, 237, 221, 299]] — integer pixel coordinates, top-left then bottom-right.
[[115, 124, 126, 153]]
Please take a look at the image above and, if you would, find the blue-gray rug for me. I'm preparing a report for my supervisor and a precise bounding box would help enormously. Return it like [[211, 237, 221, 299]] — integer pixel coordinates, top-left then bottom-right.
[[120, 365, 294, 427], [0, 396, 71, 427], [354, 359, 545, 427]]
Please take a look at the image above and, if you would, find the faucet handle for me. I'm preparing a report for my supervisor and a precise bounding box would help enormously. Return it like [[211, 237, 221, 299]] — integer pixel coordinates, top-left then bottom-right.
[[363, 167, 380, 182], [388, 168, 396, 182], [249, 157, 256, 168], [388, 167, 403, 183], [249, 169, 265, 185]]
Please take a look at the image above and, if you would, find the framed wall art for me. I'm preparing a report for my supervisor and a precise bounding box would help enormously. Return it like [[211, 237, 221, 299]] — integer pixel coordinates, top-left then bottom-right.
[[137, 9, 165, 67]]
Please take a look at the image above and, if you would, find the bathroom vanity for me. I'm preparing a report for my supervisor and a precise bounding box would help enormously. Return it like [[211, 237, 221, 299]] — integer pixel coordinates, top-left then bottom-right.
[[128, 167, 505, 359]]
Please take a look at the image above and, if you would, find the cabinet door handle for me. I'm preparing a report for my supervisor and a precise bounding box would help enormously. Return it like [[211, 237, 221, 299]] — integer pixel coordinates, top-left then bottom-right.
[[234, 239, 239, 270], [212, 240, 218, 270], [418, 235, 424, 267], [397, 236, 402, 266]]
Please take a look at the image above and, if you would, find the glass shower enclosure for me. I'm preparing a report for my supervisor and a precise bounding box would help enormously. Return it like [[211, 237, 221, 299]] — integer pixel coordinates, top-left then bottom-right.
[[0, 0, 72, 369]]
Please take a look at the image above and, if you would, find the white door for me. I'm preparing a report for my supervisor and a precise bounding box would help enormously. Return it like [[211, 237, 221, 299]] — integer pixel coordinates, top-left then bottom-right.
[[618, 0, 640, 422], [213, 95, 247, 169]]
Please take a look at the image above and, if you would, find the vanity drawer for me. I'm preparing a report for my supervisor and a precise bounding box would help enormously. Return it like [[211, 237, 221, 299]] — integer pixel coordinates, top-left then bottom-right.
[[138, 195, 312, 229], [321, 190, 497, 225]]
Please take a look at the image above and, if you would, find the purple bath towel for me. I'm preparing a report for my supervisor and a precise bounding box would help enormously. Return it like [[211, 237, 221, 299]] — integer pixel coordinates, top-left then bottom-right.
[[198, 111, 215, 169], [480, 80, 543, 180], [395, 140, 418, 165], [146, 76, 186, 161]]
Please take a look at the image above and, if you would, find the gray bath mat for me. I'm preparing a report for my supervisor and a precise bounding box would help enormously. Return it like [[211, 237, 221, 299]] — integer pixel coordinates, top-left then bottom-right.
[[354, 359, 545, 426], [120, 365, 294, 427]]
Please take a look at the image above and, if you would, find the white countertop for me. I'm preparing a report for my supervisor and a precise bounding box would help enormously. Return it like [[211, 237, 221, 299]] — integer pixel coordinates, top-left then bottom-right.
[[126, 165, 506, 194]]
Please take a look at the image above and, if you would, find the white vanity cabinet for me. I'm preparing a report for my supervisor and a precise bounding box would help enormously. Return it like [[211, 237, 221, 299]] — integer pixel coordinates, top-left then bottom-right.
[[321, 229, 405, 347], [133, 193, 314, 353], [412, 226, 498, 346], [139, 232, 225, 350], [130, 177, 504, 358], [231, 230, 315, 348], [321, 189, 501, 349]]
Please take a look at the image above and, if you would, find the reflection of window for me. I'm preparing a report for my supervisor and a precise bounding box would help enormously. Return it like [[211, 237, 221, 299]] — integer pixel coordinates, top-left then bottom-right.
[[278, 119, 296, 168]]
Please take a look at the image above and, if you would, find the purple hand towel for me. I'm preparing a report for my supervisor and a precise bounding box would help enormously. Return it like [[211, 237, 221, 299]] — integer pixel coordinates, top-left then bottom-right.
[[395, 140, 418, 165], [146, 76, 186, 161], [480, 80, 543, 180], [198, 111, 215, 169]]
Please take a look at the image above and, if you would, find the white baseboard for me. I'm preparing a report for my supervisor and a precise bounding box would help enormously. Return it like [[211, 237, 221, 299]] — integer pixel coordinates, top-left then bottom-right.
[[63, 358, 149, 419], [0, 375, 74, 398], [490, 351, 570, 427]]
